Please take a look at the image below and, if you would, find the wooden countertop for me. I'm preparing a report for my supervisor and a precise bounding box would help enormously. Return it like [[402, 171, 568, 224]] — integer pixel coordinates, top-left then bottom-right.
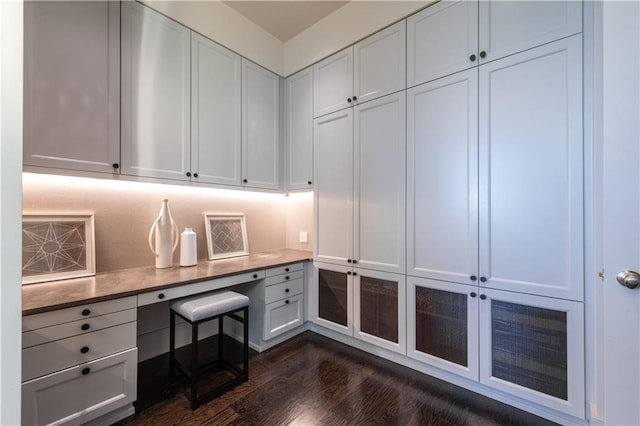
[[22, 248, 313, 316]]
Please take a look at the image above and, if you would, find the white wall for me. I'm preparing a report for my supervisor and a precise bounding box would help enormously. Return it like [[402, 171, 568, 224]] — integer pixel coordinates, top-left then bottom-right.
[[0, 1, 23, 424], [283, 1, 431, 76]]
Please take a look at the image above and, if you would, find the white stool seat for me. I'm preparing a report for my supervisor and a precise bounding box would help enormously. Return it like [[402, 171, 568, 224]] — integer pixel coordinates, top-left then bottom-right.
[[171, 291, 249, 323]]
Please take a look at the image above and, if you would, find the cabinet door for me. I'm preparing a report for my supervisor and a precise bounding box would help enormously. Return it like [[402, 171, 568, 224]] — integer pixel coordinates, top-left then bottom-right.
[[242, 59, 280, 190], [479, 0, 582, 64], [407, 277, 479, 381], [354, 269, 406, 355], [353, 92, 406, 274], [354, 21, 406, 104], [121, 1, 191, 181], [479, 288, 584, 418], [313, 47, 353, 117], [314, 109, 353, 266], [313, 262, 353, 336], [24, 1, 120, 174], [22, 348, 137, 426], [407, 0, 478, 87], [263, 294, 304, 340], [191, 33, 242, 186], [284, 67, 313, 191], [479, 36, 583, 301], [407, 69, 478, 284]]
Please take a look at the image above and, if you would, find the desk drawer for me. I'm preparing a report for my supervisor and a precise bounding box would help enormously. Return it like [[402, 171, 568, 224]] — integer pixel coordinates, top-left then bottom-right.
[[23, 309, 136, 349], [265, 262, 304, 277], [265, 270, 303, 287], [22, 348, 137, 426], [23, 296, 137, 332], [137, 270, 265, 306], [263, 294, 303, 340], [22, 321, 136, 382], [265, 279, 303, 304]]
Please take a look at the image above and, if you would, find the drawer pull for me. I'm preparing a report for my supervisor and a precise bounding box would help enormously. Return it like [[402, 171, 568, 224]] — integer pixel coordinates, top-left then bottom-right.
[[285, 267, 290, 272], [285, 276, 290, 280], [80, 346, 90, 354], [253, 274, 258, 279], [285, 288, 290, 293], [82, 309, 91, 316], [158, 293, 165, 300], [81, 367, 91, 375], [285, 300, 290, 304], [81, 323, 90, 331]]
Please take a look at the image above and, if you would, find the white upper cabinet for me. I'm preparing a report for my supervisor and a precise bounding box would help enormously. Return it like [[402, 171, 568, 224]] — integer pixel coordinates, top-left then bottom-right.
[[191, 33, 242, 186], [407, 69, 479, 284], [479, 36, 583, 301], [407, 0, 478, 87], [121, 1, 191, 181], [353, 92, 406, 274], [313, 47, 353, 118], [242, 59, 281, 190], [478, 1, 582, 65], [284, 67, 313, 191], [313, 21, 406, 118], [24, 1, 120, 174], [353, 21, 406, 105]]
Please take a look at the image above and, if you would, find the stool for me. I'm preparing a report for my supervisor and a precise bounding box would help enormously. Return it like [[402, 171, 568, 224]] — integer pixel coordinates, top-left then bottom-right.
[[169, 290, 249, 409]]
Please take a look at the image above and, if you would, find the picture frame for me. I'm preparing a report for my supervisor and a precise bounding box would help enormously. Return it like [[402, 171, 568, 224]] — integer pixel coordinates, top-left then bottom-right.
[[203, 212, 249, 260], [22, 213, 96, 284]]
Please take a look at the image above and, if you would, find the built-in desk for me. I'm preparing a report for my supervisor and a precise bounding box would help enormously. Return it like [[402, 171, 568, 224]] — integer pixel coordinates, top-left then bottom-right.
[[21, 248, 312, 426]]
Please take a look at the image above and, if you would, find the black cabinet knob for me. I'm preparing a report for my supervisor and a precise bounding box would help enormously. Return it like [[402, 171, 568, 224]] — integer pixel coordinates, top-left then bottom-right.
[[285, 300, 290, 304], [80, 346, 90, 354], [193, 173, 198, 178], [285, 267, 290, 272], [353, 95, 357, 101], [285, 276, 290, 280], [469, 54, 476, 62], [352, 259, 358, 264], [112, 163, 119, 169], [347, 259, 352, 263], [480, 277, 487, 282], [82, 309, 91, 316], [308, 181, 312, 185], [186, 172, 191, 177], [243, 178, 248, 183], [285, 288, 290, 293], [470, 292, 477, 298], [82, 367, 91, 375], [347, 97, 352, 103], [253, 273, 258, 279], [480, 50, 487, 58], [158, 293, 165, 300], [470, 275, 477, 281], [353, 272, 358, 276], [347, 271, 352, 275], [81, 323, 90, 331], [480, 294, 487, 300]]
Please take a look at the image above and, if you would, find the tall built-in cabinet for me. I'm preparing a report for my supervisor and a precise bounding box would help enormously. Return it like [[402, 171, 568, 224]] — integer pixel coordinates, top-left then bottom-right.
[[24, 1, 121, 174], [284, 67, 314, 191]]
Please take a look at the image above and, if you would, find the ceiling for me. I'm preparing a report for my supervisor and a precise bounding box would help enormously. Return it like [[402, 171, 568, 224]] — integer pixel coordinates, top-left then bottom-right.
[[223, 1, 350, 42]]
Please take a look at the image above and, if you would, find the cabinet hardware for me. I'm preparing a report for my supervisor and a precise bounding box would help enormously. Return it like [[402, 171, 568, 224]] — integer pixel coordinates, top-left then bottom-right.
[[285, 300, 290, 304], [352, 259, 358, 264], [193, 173, 198, 178], [470, 54, 476, 62], [158, 293, 165, 300], [353, 95, 357, 101], [480, 50, 487, 58], [347, 259, 352, 263], [82, 309, 91, 316], [308, 181, 312, 185], [243, 178, 248, 183], [285, 288, 290, 293], [347, 97, 352, 103], [353, 272, 358, 276], [112, 163, 119, 169], [186, 172, 191, 177], [480, 294, 487, 300], [80, 346, 90, 354], [285, 267, 290, 272], [470, 275, 477, 281], [470, 292, 477, 297], [285, 276, 290, 280], [480, 277, 487, 282], [347, 271, 352, 275], [253, 273, 258, 279], [81, 323, 90, 331], [81, 367, 91, 375]]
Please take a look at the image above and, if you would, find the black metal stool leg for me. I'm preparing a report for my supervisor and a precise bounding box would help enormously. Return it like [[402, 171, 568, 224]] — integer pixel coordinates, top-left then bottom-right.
[[218, 314, 224, 362], [243, 307, 249, 379], [191, 323, 199, 410], [169, 310, 176, 393]]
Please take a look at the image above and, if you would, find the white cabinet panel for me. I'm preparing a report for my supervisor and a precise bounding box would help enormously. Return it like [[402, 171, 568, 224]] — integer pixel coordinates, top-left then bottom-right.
[[407, 0, 478, 87], [353, 92, 406, 274], [24, 1, 120, 174], [191, 33, 242, 186], [313, 47, 353, 118], [478, 0, 582, 64], [284, 67, 314, 190], [407, 69, 478, 284], [242, 59, 281, 190], [354, 21, 406, 104], [313, 109, 353, 265], [479, 36, 583, 300], [121, 1, 191, 181], [263, 295, 304, 340]]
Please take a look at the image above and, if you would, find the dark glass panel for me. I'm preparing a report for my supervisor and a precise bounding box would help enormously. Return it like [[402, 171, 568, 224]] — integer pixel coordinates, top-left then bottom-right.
[[318, 269, 348, 326], [360, 276, 398, 343]]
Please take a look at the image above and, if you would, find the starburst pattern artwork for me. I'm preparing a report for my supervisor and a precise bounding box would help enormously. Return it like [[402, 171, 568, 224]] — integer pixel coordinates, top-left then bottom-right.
[[22, 214, 95, 284]]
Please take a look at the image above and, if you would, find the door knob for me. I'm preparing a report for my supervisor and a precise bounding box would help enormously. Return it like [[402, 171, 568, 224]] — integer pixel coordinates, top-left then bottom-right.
[[617, 270, 640, 289]]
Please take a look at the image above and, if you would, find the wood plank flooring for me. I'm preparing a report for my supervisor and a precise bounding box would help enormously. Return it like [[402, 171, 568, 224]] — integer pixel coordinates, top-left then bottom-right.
[[121, 331, 557, 425]]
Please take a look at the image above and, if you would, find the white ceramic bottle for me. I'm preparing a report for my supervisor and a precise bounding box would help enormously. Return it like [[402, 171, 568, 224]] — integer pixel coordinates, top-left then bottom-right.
[[180, 227, 197, 267], [148, 199, 179, 268]]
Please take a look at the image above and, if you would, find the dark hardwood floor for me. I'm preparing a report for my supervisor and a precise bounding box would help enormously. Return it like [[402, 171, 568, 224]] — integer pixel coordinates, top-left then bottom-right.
[[122, 331, 557, 426]]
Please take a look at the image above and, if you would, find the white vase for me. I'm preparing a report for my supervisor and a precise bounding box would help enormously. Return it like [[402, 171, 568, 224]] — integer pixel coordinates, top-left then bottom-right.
[[179, 227, 197, 267], [148, 199, 179, 269]]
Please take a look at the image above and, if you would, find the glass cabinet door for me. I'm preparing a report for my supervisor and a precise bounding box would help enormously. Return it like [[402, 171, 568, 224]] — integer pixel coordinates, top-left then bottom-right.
[[314, 262, 353, 336], [407, 277, 479, 380], [479, 288, 584, 419], [354, 270, 406, 354]]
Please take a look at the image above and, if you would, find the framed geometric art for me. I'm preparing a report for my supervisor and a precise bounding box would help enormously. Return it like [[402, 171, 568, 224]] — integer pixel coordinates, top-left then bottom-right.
[[22, 213, 96, 284], [203, 212, 249, 260]]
